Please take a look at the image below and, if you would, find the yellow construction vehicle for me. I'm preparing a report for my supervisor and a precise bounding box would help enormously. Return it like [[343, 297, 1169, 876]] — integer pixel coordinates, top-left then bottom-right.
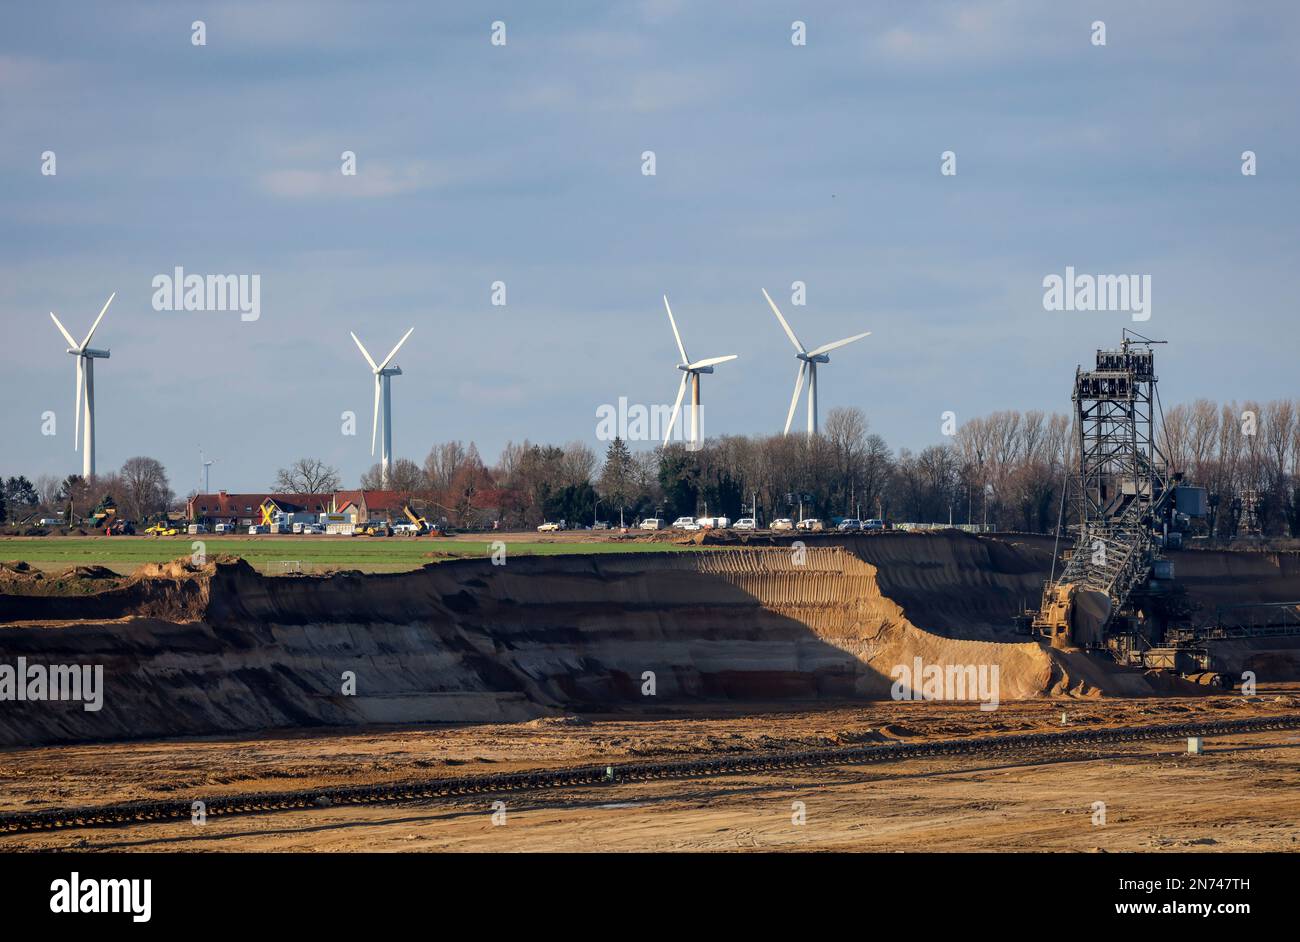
[[145, 523, 181, 536], [401, 505, 429, 535]]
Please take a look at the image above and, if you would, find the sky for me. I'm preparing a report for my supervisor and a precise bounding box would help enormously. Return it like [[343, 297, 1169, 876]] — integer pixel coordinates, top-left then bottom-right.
[[2, 0, 1298, 493]]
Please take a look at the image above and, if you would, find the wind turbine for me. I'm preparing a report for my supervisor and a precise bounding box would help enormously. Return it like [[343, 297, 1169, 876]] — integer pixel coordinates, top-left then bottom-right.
[[660, 295, 737, 451], [199, 447, 219, 493], [762, 288, 871, 437], [49, 293, 115, 479], [350, 327, 414, 487]]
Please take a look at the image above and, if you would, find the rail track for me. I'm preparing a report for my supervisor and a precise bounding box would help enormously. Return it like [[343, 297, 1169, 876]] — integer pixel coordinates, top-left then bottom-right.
[[4, 714, 1298, 836]]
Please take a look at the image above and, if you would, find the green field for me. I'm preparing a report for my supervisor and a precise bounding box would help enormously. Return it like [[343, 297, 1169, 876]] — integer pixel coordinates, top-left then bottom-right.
[[0, 536, 700, 575]]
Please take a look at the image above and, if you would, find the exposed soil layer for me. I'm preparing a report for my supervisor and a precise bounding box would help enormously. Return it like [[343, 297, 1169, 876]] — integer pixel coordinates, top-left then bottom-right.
[[3, 533, 1299, 747]]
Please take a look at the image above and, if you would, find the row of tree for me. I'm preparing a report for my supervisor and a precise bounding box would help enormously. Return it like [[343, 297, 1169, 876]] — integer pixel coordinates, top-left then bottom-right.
[[265, 399, 1300, 539], [9, 399, 1300, 538], [0, 458, 175, 528]]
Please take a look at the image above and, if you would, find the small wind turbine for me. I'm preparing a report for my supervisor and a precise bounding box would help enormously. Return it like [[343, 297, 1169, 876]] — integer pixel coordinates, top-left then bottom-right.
[[661, 295, 737, 451], [50, 293, 115, 478], [350, 327, 414, 487], [762, 288, 870, 437], [199, 447, 219, 493]]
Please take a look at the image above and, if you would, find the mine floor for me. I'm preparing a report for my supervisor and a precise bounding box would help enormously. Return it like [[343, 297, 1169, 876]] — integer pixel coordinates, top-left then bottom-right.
[[5, 692, 1298, 852]]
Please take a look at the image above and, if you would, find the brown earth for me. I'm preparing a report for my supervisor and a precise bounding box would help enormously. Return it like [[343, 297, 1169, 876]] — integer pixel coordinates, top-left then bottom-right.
[[4, 696, 1299, 852], [4, 534, 1300, 748]]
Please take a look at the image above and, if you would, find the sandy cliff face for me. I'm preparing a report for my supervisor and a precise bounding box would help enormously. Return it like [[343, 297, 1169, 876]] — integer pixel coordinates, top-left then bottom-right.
[[2, 534, 1296, 746]]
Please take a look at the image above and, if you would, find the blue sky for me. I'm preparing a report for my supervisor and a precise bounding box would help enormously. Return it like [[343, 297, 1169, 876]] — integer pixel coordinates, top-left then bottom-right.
[[3, 1, 1298, 492]]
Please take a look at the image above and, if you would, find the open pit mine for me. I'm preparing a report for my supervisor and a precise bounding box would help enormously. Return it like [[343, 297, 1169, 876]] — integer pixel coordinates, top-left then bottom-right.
[[4, 532, 1299, 749]]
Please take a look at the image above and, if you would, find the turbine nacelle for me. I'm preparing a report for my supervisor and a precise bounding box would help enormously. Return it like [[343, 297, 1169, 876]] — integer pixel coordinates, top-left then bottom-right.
[[796, 352, 830, 364]]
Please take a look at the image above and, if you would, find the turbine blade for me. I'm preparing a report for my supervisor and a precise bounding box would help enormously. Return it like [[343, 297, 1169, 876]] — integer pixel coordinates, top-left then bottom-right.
[[81, 292, 115, 349], [663, 373, 688, 447], [377, 326, 415, 371], [808, 331, 872, 357], [371, 376, 381, 455], [351, 332, 379, 372], [762, 288, 805, 353], [50, 311, 77, 349], [74, 357, 83, 450], [783, 362, 807, 436], [663, 295, 689, 364], [686, 354, 738, 369]]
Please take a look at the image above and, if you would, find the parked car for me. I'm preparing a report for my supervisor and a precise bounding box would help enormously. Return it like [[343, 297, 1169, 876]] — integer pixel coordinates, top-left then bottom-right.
[[837, 519, 862, 532], [671, 516, 701, 530], [771, 518, 795, 531], [639, 518, 665, 530], [733, 518, 757, 530], [214, 522, 237, 534], [592, 521, 610, 530], [863, 519, 885, 531], [247, 525, 270, 535], [187, 523, 208, 535], [302, 523, 325, 534], [537, 521, 566, 532], [796, 518, 824, 532], [696, 516, 730, 529]]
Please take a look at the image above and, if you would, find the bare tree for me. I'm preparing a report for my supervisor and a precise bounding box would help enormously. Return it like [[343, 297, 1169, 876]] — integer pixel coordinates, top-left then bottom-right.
[[119, 456, 174, 521], [360, 458, 425, 492], [35, 473, 63, 510], [274, 457, 340, 494]]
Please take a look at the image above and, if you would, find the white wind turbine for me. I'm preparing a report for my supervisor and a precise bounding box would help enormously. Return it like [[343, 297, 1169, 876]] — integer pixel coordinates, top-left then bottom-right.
[[50, 293, 115, 479], [350, 327, 414, 487], [762, 288, 871, 437], [199, 447, 219, 494], [661, 295, 737, 451]]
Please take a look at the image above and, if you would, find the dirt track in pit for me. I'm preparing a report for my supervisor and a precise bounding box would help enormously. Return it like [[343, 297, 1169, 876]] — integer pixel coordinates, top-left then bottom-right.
[[4, 693, 1299, 851]]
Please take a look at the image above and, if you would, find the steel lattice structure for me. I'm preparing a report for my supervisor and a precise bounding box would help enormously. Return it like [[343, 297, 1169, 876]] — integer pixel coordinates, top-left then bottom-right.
[[1072, 334, 1169, 532]]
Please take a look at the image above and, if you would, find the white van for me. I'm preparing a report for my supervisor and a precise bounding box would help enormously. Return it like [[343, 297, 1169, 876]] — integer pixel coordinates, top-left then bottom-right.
[[639, 518, 665, 530]]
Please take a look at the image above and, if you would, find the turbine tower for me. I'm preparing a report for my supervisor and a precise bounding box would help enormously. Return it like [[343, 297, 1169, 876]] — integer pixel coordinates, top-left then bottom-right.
[[49, 293, 115, 479], [762, 288, 871, 437], [350, 327, 414, 487], [660, 295, 737, 451]]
